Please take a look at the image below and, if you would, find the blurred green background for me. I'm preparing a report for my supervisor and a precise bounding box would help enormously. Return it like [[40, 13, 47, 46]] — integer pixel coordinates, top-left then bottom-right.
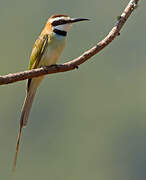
[[0, 0, 145, 179]]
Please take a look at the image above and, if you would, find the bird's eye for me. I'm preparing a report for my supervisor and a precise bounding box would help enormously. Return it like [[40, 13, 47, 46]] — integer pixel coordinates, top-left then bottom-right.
[[52, 19, 69, 26]]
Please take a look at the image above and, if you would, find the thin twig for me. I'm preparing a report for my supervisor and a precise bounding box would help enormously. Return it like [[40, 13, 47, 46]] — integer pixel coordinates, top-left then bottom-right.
[[0, 0, 139, 85]]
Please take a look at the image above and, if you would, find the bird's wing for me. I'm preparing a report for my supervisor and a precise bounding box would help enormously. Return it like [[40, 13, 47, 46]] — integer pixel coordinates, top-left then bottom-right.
[[27, 33, 50, 91], [28, 34, 49, 70]]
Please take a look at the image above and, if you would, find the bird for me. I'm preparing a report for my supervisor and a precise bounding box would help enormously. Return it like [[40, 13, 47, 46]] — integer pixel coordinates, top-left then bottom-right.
[[12, 14, 89, 172]]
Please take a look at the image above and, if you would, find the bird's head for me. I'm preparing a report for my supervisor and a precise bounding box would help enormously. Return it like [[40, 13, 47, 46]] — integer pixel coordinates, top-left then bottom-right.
[[47, 14, 89, 37]]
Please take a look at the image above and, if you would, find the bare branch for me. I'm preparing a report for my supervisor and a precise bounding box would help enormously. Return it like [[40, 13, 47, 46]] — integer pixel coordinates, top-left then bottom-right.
[[0, 0, 139, 85]]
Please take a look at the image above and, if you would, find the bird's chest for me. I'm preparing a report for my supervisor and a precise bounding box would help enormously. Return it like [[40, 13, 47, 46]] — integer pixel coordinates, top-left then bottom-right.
[[40, 38, 66, 67]]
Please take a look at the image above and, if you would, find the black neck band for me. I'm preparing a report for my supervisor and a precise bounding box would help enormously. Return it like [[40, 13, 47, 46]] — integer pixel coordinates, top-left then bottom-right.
[[53, 29, 67, 36]]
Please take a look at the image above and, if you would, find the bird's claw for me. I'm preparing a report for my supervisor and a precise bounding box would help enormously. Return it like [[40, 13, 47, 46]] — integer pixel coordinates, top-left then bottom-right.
[[74, 65, 79, 69]]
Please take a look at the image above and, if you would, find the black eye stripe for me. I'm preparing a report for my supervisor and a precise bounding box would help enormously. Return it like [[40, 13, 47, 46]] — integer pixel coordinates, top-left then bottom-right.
[[52, 19, 71, 26]]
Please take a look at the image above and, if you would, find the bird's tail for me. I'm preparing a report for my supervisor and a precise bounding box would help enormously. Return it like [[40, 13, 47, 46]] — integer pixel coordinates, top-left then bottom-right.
[[20, 88, 37, 127], [12, 86, 37, 173], [12, 77, 43, 173]]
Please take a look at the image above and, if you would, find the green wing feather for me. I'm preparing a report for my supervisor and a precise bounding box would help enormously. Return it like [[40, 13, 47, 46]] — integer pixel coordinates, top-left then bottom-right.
[[27, 34, 49, 91], [28, 34, 49, 70]]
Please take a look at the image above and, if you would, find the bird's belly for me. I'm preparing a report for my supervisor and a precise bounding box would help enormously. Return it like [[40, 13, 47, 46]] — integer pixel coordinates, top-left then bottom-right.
[[39, 41, 65, 67]]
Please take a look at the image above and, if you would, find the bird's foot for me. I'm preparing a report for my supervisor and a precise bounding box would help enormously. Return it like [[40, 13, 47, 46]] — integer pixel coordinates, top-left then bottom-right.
[[74, 65, 79, 69]]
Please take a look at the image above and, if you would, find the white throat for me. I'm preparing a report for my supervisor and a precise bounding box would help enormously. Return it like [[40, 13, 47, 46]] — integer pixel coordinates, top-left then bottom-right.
[[54, 23, 72, 32]]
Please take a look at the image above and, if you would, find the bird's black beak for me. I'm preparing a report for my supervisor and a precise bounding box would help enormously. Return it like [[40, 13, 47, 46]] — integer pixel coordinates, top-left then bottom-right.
[[70, 18, 90, 23]]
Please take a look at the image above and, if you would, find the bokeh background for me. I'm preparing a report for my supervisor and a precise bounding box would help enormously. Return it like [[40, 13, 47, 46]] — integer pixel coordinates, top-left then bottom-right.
[[0, 0, 145, 179]]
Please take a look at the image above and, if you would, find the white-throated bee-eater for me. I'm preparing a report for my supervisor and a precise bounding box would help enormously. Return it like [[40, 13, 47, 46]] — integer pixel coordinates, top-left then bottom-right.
[[12, 14, 89, 172]]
